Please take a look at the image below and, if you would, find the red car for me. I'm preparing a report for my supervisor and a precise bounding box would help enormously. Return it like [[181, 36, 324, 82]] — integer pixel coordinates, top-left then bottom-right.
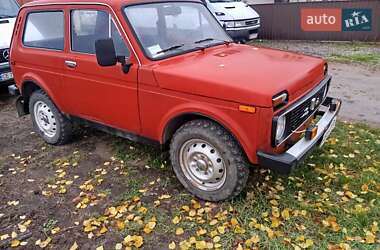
[[9, 0, 341, 201]]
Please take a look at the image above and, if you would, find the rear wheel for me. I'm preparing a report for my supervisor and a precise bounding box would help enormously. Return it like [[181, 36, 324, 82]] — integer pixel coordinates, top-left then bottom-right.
[[29, 90, 72, 145], [170, 119, 250, 201]]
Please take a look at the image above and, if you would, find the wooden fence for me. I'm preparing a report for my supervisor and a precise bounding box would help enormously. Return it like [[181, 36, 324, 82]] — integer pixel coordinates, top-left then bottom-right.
[[251, 0, 380, 41]]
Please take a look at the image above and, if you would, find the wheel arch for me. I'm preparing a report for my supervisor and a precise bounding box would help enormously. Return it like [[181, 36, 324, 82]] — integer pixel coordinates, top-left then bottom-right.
[[161, 111, 250, 161], [19, 75, 62, 114]]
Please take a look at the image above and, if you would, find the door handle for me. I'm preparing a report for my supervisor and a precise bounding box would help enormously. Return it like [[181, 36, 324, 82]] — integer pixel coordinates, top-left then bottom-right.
[[65, 60, 77, 68]]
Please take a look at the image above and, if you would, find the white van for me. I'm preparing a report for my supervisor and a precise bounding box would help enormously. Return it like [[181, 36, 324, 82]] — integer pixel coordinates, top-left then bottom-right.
[[204, 0, 260, 42], [0, 0, 19, 85]]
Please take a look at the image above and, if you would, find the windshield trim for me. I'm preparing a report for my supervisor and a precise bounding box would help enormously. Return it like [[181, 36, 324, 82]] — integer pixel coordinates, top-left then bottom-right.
[[122, 1, 232, 61]]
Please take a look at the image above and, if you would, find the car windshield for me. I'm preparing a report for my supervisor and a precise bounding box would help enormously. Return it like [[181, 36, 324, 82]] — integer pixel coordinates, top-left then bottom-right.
[[124, 2, 231, 60], [0, 0, 19, 19]]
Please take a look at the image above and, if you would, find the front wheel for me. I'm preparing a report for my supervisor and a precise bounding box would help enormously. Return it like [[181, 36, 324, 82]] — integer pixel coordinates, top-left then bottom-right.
[[29, 90, 73, 145], [170, 119, 250, 201]]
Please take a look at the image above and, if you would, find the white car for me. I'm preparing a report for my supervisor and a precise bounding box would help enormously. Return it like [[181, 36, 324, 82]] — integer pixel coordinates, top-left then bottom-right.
[[204, 0, 260, 42], [0, 0, 19, 85]]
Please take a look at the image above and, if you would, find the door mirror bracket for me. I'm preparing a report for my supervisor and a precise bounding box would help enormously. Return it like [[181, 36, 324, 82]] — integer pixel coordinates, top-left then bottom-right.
[[117, 56, 133, 74], [95, 39, 132, 74]]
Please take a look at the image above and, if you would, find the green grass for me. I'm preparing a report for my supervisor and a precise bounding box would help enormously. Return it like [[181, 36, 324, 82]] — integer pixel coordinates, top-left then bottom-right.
[[108, 121, 380, 249], [329, 53, 380, 65]]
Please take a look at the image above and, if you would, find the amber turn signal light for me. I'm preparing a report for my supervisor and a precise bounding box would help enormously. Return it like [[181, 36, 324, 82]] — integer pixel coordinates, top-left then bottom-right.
[[305, 125, 318, 140], [239, 105, 256, 113]]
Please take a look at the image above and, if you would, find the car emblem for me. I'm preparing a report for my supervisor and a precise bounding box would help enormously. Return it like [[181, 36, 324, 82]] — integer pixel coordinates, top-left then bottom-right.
[[2, 49, 9, 61], [301, 107, 309, 118]]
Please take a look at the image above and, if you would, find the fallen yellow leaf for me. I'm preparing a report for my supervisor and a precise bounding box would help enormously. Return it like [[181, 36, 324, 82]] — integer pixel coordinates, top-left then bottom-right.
[[209, 219, 218, 226], [281, 209, 290, 220], [176, 227, 184, 235], [115, 243, 123, 250], [169, 241, 176, 249], [11, 239, 20, 248], [365, 232, 375, 244], [35, 237, 51, 249], [213, 236, 221, 243], [172, 216, 181, 224], [143, 221, 156, 234], [51, 227, 60, 235], [245, 234, 260, 247], [69, 242, 78, 250], [230, 218, 239, 227], [195, 240, 206, 249]]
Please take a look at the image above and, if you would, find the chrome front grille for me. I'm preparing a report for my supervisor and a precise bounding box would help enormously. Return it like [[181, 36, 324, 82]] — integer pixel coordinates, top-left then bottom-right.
[[272, 76, 331, 146], [287, 84, 327, 132], [245, 18, 259, 26]]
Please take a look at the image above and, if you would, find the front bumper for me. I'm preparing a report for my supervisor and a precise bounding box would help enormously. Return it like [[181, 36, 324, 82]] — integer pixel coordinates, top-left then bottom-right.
[[257, 97, 342, 175], [226, 26, 260, 41]]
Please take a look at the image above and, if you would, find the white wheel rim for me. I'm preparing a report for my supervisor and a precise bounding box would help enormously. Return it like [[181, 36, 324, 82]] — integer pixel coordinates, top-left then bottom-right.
[[33, 100, 57, 138], [179, 139, 226, 191]]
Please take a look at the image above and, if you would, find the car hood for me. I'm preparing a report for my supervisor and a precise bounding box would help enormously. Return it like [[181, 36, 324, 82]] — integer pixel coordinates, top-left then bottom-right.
[[210, 2, 259, 21], [0, 18, 16, 48], [152, 44, 326, 107]]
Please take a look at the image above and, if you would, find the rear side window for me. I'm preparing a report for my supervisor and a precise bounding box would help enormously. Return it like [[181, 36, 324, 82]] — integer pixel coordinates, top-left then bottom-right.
[[23, 11, 64, 50], [71, 10, 129, 56]]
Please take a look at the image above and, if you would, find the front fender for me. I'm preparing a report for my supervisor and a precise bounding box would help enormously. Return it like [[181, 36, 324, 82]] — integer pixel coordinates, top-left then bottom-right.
[[158, 102, 260, 164]]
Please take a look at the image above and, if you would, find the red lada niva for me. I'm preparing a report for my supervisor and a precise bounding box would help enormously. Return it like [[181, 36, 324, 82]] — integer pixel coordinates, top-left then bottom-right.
[[9, 0, 341, 201]]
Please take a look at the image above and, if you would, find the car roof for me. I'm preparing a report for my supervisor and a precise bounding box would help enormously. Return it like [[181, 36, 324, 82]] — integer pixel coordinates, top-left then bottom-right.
[[24, 0, 202, 8]]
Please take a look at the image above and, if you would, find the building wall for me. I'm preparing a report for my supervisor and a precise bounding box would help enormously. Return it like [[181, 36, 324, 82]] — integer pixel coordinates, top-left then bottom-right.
[[252, 0, 379, 41]]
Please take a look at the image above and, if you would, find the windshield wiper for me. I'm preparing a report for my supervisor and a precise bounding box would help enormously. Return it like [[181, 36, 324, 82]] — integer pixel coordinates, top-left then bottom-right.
[[195, 38, 216, 44], [0, 15, 16, 19], [195, 37, 232, 45], [156, 44, 184, 54]]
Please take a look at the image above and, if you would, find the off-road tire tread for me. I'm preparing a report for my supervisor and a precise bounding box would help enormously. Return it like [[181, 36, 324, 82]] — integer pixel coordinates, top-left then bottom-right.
[[170, 119, 250, 201], [29, 89, 72, 145]]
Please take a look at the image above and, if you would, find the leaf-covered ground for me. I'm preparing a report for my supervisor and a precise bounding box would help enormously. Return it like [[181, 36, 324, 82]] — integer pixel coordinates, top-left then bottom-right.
[[1, 96, 379, 250]]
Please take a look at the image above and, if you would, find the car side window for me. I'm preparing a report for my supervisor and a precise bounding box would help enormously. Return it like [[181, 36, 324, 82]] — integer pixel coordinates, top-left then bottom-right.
[[71, 10, 130, 57], [23, 11, 64, 50]]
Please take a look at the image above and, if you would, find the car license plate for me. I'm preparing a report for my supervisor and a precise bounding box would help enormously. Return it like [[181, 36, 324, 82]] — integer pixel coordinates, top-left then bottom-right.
[[249, 33, 258, 39], [0, 72, 13, 82], [320, 117, 337, 147]]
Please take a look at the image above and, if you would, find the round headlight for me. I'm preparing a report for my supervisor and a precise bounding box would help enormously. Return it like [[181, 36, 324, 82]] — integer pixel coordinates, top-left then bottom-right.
[[275, 116, 286, 142]]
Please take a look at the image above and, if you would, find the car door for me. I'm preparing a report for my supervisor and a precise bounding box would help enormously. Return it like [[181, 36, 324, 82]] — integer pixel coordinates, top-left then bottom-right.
[[61, 5, 140, 133]]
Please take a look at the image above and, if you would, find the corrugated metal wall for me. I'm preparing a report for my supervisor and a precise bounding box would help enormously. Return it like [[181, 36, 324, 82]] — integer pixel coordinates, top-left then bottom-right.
[[251, 0, 380, 41]]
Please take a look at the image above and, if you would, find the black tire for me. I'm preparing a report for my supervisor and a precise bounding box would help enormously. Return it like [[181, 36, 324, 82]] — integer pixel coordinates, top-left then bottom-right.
[[170, 119, 250, 201], [29, 89, 72, 145]]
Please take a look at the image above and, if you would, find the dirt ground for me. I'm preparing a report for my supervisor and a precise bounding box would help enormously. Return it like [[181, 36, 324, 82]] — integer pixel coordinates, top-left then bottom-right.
[[328, 62, 380, 126], [0, 42, 379, 249], [251, 40, 380, 127]]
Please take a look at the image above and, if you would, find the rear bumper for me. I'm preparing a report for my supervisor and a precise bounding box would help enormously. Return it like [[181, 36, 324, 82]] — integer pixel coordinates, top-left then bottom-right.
[[257, 97, 342, 175]]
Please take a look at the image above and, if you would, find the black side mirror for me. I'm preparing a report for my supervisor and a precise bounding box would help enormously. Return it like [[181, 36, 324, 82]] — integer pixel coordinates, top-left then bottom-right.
[[95, 38, 133, 74], [95, 38, 117, 66]]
